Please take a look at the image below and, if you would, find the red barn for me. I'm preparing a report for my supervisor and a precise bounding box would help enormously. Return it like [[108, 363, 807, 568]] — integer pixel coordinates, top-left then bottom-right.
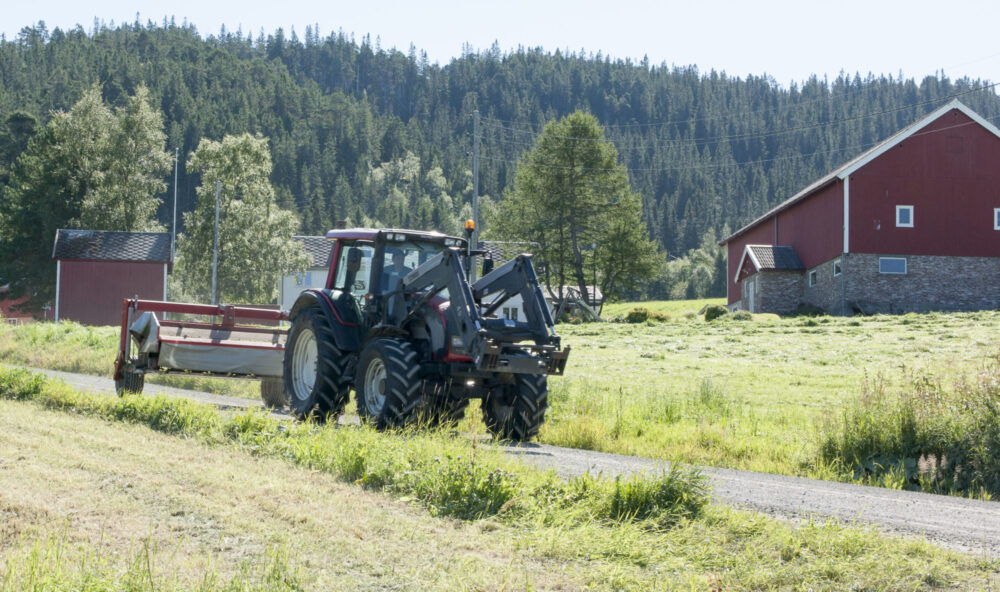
[[53, 229, 171, 326], [721, 99, 1000, 315]]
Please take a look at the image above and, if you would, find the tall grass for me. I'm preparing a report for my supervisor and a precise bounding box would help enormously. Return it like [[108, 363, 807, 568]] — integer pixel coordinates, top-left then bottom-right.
[[819, 358, 1000, 497], [0, 366, 709, 529], [0, 321, 260, 399]]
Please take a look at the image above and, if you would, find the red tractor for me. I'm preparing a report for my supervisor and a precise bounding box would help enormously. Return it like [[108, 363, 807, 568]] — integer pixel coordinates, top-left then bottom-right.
[[114, 227, 569, 441]]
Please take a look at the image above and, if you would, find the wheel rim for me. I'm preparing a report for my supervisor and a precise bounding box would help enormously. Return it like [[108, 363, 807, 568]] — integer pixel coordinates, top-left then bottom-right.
[[363, 357, 387, 416], [291, 327, 318, 402]]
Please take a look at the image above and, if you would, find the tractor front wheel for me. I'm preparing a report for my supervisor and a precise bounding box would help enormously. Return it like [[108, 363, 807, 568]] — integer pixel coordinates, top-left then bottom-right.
[[482, 373, 548, 441], [283, 304, 350, 420], [355, 338, 424, 429]]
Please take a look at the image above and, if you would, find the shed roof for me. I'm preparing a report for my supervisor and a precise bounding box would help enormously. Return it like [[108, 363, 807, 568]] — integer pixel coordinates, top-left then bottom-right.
[[52, 229, 171, 263], [293, 235, 334, 269], [721, 99, 1000, 245], [735, 245, 804, 282]]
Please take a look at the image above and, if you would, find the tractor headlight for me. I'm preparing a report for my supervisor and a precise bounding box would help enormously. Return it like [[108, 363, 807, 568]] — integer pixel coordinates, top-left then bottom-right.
[[450, 335, 464, 352]]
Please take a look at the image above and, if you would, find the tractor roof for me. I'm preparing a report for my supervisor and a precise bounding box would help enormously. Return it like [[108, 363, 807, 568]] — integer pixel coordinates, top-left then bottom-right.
[[324, 228, 464, 243]]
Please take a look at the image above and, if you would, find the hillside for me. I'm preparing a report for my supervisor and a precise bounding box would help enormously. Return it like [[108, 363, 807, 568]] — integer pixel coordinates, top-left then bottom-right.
[[2, 21, 999, 295]]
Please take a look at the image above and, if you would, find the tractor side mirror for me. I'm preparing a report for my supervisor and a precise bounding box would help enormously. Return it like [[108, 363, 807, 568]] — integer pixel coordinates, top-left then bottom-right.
[[347, 247, 362, 272], [481, 257, 495, 276]]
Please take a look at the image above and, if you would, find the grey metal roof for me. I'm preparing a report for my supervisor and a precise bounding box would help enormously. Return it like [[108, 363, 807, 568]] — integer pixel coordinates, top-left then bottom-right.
[[52, 229, 171, 263], [747, 245, 804, 271], [293, 235, 334, 269]]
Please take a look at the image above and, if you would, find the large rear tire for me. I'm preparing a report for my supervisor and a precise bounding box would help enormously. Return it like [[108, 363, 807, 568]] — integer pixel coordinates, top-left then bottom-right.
[[283, 304, 350, 420], [260, 377, 288, 409], [355, 338, 423, 429], [482, 373, 548, 441]]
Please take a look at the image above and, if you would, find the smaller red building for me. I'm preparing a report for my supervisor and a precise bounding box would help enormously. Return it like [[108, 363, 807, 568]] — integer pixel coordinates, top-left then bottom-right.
[[53, 229, 171, 326]]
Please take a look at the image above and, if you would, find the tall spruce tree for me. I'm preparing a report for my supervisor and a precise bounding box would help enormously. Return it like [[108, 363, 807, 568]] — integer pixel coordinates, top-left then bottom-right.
[[493, 111, 659, 300]]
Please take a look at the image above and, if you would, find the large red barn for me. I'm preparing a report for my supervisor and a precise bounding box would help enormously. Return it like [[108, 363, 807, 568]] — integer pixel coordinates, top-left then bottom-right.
[[720, 99, 1000, 315], [53, 229, 171, 326]]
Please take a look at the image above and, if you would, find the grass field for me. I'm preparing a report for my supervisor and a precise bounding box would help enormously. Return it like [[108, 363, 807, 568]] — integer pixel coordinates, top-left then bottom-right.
[[4, 305, 1000, 493], [2, 367, 996, 590], [547, 309, 1000, 489]]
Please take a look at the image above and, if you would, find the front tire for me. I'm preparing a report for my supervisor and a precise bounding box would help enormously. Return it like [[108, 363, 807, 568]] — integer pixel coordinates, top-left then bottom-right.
[[283, 304, 350, 420], [355, 339, 423, 429], [482, 373, 548, 441]]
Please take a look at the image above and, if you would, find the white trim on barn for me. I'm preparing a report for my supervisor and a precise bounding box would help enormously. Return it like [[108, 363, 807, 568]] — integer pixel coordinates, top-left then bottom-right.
[[733, 245, 763, 283], [55, 260, 60, 322], [843, 175, 850, 253]]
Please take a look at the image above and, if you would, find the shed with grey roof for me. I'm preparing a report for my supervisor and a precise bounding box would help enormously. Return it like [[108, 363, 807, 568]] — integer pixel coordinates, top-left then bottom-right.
[[52, 229, 171, 326]]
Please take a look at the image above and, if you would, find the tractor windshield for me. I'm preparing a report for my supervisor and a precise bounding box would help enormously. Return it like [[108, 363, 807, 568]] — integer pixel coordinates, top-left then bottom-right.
[[380, 240, 448, 295]]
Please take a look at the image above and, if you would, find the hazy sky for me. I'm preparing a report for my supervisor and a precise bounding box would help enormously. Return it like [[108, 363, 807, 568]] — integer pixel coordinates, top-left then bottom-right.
[[5, 0, 1000, 87]]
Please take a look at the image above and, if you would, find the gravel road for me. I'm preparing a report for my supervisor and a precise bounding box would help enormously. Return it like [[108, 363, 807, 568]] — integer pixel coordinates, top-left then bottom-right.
[[30, 368, 1000, 556]]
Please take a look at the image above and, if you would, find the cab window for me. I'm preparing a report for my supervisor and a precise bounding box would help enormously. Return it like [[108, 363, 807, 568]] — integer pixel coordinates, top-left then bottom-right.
[[332, 242, 375, 300]]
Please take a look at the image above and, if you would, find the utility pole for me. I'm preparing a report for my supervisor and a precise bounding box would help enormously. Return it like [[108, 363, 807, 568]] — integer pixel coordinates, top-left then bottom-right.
[[471, 109, 480, 280], [212, 181, 220, 305], [171, 147, 178, 265]]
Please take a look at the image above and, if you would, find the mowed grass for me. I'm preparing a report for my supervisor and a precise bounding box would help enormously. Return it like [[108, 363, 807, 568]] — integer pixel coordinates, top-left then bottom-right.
[[1, 367, 996, 590], [544, 309, 1000, 482], [601, 298, 726, 320]]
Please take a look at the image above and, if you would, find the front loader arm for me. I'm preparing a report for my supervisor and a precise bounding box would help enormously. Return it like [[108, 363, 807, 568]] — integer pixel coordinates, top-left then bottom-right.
[[471, 254, 557, 346], [399, 248, 488, 362]]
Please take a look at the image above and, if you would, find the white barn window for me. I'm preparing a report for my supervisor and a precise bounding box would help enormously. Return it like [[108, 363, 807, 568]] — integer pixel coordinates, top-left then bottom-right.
[[896, 205, 914, 228], [994, 208, 1000, 230], [879, 257, 907, 275]]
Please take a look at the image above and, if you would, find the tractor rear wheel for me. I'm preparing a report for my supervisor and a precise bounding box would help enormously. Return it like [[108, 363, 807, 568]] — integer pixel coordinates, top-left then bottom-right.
[[260, 377, 287, 409], [115, 370, 144, 396], [482, 373, 548, 441], [283, 304, 350, 420], [355, 338, 423, 429]]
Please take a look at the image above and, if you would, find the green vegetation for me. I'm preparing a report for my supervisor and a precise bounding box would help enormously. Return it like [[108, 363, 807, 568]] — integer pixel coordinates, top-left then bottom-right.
[[177, 133, 309, 304], [6, 307, 1000, 498], [491, 111, 660, 299], [820, 357, 1000, 497], [1, 23, 998, 300], [2, 366, 996, 590], [602, 298, 725, 319], [546, 309, 1000, 487], [0, 85, 170, 308], [0, 321, 260, 399]]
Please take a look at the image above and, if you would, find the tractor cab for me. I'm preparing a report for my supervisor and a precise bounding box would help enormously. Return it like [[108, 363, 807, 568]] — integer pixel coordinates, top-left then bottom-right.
[[324, 228, 468, 326]]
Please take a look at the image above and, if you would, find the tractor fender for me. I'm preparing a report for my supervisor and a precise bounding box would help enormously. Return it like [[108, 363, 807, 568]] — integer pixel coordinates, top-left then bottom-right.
[[289, 289, 362, 353]]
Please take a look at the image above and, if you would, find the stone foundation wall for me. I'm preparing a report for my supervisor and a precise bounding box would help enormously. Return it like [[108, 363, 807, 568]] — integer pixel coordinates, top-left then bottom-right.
[[757, 271, 804, 315], [802, 257, 843, 313], [844, 253, 1000, 314]]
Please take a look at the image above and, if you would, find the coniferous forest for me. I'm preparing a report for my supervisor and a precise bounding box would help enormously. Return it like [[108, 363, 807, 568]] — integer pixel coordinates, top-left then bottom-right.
[[2, 20, 999, 298]]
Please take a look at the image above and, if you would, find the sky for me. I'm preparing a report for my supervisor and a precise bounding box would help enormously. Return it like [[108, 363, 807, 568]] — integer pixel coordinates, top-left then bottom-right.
[[5, 0, 1000, 88]]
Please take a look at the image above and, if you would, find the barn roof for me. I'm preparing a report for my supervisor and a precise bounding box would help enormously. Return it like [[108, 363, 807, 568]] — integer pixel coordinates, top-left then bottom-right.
[[721, 99, 1000, 245], [52, 229, 171, 263], [734, 245, 804, 282], [292, 235, 334, 269]]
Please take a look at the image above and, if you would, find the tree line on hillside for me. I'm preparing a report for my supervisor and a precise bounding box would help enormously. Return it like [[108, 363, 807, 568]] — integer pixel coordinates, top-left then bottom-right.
[[1, 20, 998, 302]]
